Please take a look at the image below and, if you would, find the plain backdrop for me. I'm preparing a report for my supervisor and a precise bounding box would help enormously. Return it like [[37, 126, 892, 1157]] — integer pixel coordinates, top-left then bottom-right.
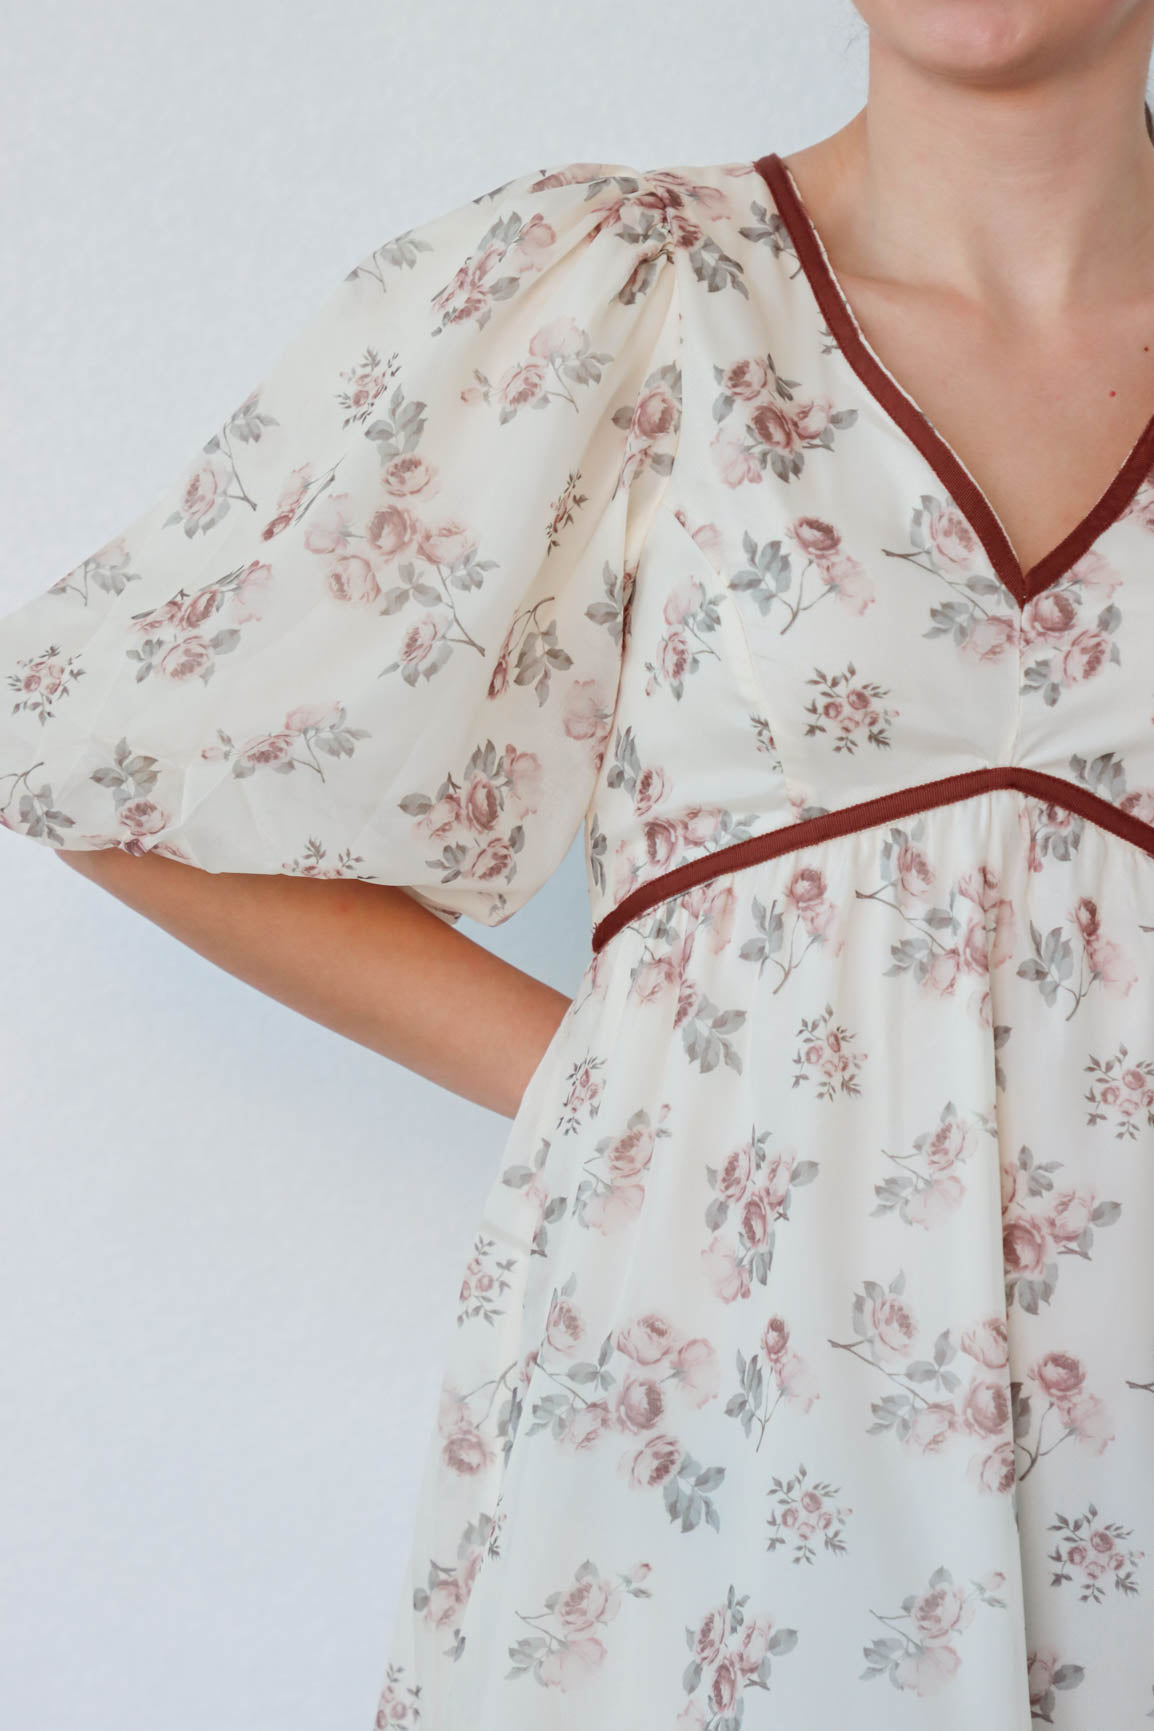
[[0, 4, 863, 1725]]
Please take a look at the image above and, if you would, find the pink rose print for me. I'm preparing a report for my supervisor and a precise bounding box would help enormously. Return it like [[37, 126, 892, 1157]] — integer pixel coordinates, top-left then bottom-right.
[[1001, 1144, 1121, 1313], [412, 1508, 506, 1662], [499, 1058, 609, 1254], [436, 1337, 536, 1481], [213, 702, 367, 786], [961, 1317, 1010, 1370], [621, 918, 694, 1011], [120, 560, 275, 689], [333, 348, 393, 428], [169, 388, 289, 539], [893, 840, 936, 905], [679, 876, 740, 954], [604, 724, 671, 815], [0, 734, 179, 852], [373, 461, 434, 521], [423, 192, 572, 335], [711, 346, 858, 488], [463, 314, 620, 423], [670, 506, 725, 575], [579, 559, 633, 664], [1020, 794, 1088, 874], [1018, 897, 1138, 1017], [351, 498, 418, 566], [580, 167, 735, 281], [557, 1050, 607, 1133], [456, 1232, 519, 1327], [277, 835, 373, 878], [831, 1272, 1016, 1492], [1026, 1646, 1086, 1721], [802, 661, 898, 752], [614, 359, 683, 494], [571, 1104, 673, 1234], [307, 351, 615, 682], [545, 1295, 586, 1356], [260, 459, 342, 541], [611, 800, 757, 952], [682, 1583, 798, 1722], [525, 1274, 728, 1534], [748, 708, 785, 774], [562, 677, 615, 771], [323, 547, 386, 610], [612, 837, 768, 1052], [487, 597, 583, 707], [643, 573, 724, 700], [873, 1099, 996, 1229], [741, 869, 838, 994], [506, 1557, 652, 1691], [171, 453, 235, 538], [810, 543, 876, 615], [889, 493, 1019, 655], [765, 1462, 852, 1564], [609, 858, 754, 1045], [727, 516, 874, 635], [726, 1314, 821, 1448], [0, 730, 169, 851], [398, 738, 548, 900], [45, 531, 143, 609], [865, 823, 1015, 1025], [6, 644, 85, 727], [373, 1660, 422, 1729], [673, 984, 749, 1076], [1085, 1043, 1154, 1138], [791, 1002, 867, 1099], [1019, 563, 1122, 706], [702, 1127, 819, 1302], [862, 1565, 1006, 1696], [1015, 1352, 1116, 1478], [1047, 1504, 1143, 1603], [437, 1388, 498, 1480]]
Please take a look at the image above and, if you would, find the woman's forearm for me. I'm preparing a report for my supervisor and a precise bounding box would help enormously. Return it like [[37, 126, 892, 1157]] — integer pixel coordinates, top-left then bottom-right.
[[53, 848, 572, 1118]]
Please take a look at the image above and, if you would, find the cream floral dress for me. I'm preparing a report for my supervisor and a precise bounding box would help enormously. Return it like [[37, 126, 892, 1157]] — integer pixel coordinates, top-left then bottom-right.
[[2, 149, 1154, 1730]]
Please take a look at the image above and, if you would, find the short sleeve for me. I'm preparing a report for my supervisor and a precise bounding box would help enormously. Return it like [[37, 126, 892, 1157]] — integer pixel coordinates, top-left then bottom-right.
[[0, 160, 681, 927]]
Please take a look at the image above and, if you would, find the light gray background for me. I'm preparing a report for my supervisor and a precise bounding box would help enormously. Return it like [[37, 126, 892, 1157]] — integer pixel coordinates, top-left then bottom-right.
[[0, 5, 860, 1725]]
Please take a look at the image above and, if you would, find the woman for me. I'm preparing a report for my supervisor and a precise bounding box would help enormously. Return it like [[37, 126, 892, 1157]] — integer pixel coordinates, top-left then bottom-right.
[[2, 2, 1153, 1724]]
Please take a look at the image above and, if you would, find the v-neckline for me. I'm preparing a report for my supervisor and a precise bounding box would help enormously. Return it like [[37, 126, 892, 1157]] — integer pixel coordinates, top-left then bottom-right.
[[751, 149, 1154, 609]]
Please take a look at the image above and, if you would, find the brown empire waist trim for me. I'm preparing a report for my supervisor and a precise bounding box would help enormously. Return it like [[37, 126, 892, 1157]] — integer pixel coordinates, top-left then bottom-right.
[[589, 766, 1154, 955]]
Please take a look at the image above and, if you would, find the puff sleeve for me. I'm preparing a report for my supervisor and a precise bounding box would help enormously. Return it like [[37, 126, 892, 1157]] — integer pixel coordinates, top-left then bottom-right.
[[0, 161, 681, 927]]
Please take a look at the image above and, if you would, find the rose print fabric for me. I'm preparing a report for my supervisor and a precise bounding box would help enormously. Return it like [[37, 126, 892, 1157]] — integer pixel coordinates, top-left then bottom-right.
[[2, 152, 1154, 1729], [0, 162, 679, 918]]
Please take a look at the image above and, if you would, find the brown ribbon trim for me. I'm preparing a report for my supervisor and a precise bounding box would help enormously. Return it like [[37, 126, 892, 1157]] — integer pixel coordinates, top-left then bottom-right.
[[751, 151, 1154, 609], [590, 766, 1154, 954]]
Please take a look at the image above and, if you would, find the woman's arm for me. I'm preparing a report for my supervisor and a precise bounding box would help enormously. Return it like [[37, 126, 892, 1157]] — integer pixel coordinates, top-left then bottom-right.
[[54, 849, 572, 1119]]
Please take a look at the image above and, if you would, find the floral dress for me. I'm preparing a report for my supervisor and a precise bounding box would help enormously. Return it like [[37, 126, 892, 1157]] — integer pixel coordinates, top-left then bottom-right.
[[2, 148, 1153, 1730]]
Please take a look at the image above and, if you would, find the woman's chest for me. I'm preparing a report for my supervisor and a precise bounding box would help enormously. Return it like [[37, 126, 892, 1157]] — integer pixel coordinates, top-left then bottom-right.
[[586, 294, 1154, 926], [580, 157, 1154, 930], [829, 270, 1154, 582]]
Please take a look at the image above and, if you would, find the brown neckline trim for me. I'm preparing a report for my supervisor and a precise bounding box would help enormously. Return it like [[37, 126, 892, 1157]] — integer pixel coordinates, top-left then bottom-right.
[[590, 766, 1154, 954], [751, 150, 1154, 610]]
